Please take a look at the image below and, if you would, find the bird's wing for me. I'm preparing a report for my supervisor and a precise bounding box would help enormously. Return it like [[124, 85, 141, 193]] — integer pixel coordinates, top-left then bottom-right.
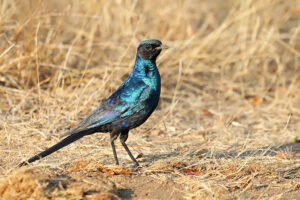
[[115, 85, 152, 119], [61, 101, 130, 138], [61, 85, 151, 138]]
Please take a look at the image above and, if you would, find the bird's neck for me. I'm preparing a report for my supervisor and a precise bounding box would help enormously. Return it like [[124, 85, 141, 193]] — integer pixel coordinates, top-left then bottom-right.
[[133, 56, 158, 76], [131, 56, 161, 93]]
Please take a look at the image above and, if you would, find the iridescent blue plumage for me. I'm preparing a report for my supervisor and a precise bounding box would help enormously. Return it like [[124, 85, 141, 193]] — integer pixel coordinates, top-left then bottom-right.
[[19, 39, 168, 167]]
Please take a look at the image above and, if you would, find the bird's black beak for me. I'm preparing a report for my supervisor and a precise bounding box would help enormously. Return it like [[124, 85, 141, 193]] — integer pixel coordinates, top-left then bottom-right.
[[155, 44, 169, 50]]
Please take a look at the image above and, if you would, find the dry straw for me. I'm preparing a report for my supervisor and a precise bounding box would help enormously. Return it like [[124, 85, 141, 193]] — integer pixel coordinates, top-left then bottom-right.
[[0, 0, 300, 199]]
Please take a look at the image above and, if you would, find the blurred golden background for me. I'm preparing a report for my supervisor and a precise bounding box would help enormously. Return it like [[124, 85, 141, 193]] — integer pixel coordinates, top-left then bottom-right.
[[0, 0, 300, 199]]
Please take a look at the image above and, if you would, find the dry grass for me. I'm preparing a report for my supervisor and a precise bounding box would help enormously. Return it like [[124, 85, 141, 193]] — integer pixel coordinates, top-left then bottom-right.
[[1, 0, 300, 199]]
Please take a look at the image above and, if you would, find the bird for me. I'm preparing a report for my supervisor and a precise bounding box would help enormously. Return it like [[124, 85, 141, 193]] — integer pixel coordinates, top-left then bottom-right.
[[19, 39, 168, 167]]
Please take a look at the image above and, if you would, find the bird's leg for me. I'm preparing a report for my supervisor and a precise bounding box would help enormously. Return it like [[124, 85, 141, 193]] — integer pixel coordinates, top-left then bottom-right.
[[110, 132, 120, 165], [120, 131, 140, 166]]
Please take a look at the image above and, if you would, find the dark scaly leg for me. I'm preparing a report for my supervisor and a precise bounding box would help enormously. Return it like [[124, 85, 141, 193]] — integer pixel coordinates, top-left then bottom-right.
[[120, 130, 139, 166], [110, 132, 120, 165]]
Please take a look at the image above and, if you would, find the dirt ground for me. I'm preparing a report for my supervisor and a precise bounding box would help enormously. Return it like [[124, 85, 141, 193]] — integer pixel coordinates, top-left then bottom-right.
[[0, 0, 300, 199]]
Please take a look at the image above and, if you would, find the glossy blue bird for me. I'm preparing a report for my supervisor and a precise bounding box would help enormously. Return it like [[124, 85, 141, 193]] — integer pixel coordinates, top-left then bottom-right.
[[19, 39, 168, 167]]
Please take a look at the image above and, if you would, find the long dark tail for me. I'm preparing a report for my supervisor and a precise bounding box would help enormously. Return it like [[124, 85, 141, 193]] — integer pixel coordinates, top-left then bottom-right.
[[18, 129, 94, 167]]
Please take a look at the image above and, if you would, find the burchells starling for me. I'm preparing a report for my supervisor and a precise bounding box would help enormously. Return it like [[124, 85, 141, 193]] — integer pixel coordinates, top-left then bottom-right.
[[19, 40, 168, 167]]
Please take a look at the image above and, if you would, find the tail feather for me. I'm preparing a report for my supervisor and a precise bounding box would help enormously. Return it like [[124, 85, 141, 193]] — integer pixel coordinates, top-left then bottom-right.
[[18, 129, 95, 167]]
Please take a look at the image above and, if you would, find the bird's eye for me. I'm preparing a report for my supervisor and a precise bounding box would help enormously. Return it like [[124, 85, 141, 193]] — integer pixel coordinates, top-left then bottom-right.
[[144, 45, 152, 51]]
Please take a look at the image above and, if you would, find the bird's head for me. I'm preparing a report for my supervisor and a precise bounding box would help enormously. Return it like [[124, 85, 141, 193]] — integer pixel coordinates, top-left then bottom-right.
[[137, 39, 168, 62]]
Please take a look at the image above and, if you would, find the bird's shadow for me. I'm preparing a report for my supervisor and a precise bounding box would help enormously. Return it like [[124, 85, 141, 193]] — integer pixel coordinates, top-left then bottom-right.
[[112, 184, 134, 200], [213, 142, 300, 159], [141, 142, 300, 162], [139, 151, 179, 163], [42, 174, 73, 193], [140, 142, 300, 179]]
